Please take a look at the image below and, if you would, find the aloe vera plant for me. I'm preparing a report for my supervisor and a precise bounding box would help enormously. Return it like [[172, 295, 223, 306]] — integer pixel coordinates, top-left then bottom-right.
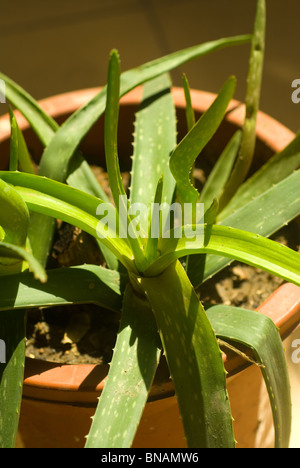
[[0, 0, 299, 449]]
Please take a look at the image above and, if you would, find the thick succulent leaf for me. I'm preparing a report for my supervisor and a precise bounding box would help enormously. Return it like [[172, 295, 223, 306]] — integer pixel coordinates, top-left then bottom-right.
[[0, 308, 26, 448], [0, 75, 115, 268], [9, 108, 35, 174], [140, 261, 235, 448], [105, 51, 147, 272], [200, 129, 242, 209], [145, 176, 163, 263], [218, 0, 265, 209], [85, 284, 161, 448], [169, 76, 236, 205], [130, 73, 176, 226], [16, 186, 134, 272], [0, 264, 124, 313], [182, 73, 196, 132], [120, 35, 250, 95], [0, 72, 58, 146], [0, 242, 47, 283], [145, 224, 300, 288], [0, 178, 29, 248], [206, 304, 291, 448], [105, 50, 127, 208], [187, 169, 300, 287], [218, 132, 300, 221], [0, 171, 136, 271], [66, 157, 110, 202]]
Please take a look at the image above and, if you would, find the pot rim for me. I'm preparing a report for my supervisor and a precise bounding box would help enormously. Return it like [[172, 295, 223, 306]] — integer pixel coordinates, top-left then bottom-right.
[[0, 87, 299, 404]]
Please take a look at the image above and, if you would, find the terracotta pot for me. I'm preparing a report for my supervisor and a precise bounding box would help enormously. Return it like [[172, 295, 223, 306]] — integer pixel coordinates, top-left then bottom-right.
[[0, 88, 299, 448]]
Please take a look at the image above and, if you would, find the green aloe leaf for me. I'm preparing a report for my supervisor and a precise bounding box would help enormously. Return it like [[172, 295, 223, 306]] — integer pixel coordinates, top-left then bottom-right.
[[0, 72, 58, 146], [0, 171, 135, 271], [105, 50, 128, 209], [145, 224, 300, 288], [169, 76, 236, 205], [187, 169, 300, 287], [182, 73, 196, 132], [130, 73, 176, 234], [0, 178, 29, 248], [145, 175, 164, 263], [85, 283, 161, 448], [218, 0, 266, 210], [105, 51, 147, 272], [200, 129, 242, 209], [0, 264, 124, 313], [0, 309, 26, 448], [0, 76, 114, 268], [16, 187, 134, 271], [0, 242, 47, 283], [207, 304, 291, 448], [140, 261, 235, 448], [218, 132, 300, 221], [9, 108, 35, 174]]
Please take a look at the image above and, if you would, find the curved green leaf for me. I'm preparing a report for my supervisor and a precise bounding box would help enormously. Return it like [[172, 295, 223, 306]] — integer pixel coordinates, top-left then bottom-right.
[[169, 76, 236, 205], [207, 304, 291, 448], [218, 0, 266, 210], [218, 132, 300, 221], [105, 51, 147, 272], [187, 169, 300, 287], [85, 283, 161, 448], [140, 261, 235, 448], [0, 264, 124, 313], [145, 224, 300, 287], [0, 178, 29, 248], [200, 129, 242, 209], [0, 72, 58, 146], [130, 74, 176, 220], [0, 242, 47, 283], [0, 309, 26, 448], [0, 171, 136, 272], [9, 108, 35, 174]]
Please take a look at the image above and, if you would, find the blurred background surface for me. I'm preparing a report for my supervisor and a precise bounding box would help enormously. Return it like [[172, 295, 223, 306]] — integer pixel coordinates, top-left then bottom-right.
[[0, 0, 300, 132], [0, 0, 299, 448]]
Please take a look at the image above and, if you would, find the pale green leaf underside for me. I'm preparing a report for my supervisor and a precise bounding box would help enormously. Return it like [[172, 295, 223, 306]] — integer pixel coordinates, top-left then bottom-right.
[[207, 304, 291, 448], [145, 224, 300, 287], [0, 172, 135, 270], [188, 169, 300, 287]]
